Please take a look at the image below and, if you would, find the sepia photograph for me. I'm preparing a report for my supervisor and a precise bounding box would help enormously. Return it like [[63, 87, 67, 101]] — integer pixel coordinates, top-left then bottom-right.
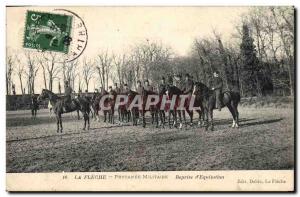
[[5, 6, 295, 191]]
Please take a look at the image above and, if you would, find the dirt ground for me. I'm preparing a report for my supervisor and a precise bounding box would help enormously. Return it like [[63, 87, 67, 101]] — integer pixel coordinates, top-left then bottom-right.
[[6, 106, 294, 172]]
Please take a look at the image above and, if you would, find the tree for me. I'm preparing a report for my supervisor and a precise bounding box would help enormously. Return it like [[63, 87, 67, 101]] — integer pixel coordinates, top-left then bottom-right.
[[240, 24, 261, 97], [6, 55, 14, 95], [24, 51, 39, 94], [82, 58, 94, 92], [15, 55, 25, 95], [96, 51, 112, 90], [62, 60, 79, 89], [40, 52, 61, 91]]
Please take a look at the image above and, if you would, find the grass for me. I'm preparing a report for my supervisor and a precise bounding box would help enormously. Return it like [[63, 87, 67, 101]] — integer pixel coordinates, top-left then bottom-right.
[[6, 107, 294, 172]]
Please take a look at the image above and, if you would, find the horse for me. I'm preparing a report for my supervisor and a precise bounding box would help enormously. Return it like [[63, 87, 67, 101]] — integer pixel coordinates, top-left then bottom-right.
[[91, 92, 101, 121], [157, 85, 167, 127], [140, 89, 160, 128], [48, 100, 53, 117], [193, 82, 240, 131], [30, 95, 39, 118], [118, 93, 131, 123], [127, 90, 140, 126], [37, 89, 90, 132], [165, 85, 193, 129]]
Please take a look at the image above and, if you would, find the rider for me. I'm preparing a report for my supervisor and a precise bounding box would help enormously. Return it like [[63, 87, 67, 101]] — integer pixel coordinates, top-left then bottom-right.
[[183, 73, 194, 94], [122, 83, 129, 94], [158, 76, 167, 95], [64, 81, 73, 111], [144, 79, 153, 92], [113, 83, 121, 94], [136, 80, 143, 95], [174, 74, 184, 92], [167, 75, 173, 86], [108, 86, 117, 99], [211, 71, 223, 111]]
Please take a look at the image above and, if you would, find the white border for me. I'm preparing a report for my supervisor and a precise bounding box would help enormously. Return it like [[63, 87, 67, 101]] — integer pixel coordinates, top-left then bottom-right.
[[1, 0, 299, 196]]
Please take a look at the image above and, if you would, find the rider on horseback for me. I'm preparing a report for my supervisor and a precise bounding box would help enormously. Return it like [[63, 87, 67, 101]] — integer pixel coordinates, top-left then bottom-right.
[[174, 74, 184, 91], [158, 77, 167, 94], [211, 71, 223, 111], [144, 79, 153, 92], [136, 80, 143, 95], [183, 73, 194, 94], [114, 83, 121, 94], [64, 81, 73, 112]]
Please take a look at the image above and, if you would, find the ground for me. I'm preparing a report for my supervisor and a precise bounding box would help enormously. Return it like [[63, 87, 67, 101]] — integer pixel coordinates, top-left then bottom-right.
[[6, 106, 294, 172]]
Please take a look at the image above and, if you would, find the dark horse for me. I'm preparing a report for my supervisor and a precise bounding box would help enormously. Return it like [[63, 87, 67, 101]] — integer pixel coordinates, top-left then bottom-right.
[[30, 95, 39, 118], [193, 82, 240, 131], [140, 89, 160, 128], [165, 85, 194, 128], [37, 89, 91, 132], [127, 90, 140, 126]]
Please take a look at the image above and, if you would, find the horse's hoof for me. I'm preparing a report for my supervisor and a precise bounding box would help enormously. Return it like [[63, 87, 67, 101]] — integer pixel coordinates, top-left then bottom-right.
[[82, 128, 85, 131], [179, 123, 183, 129]]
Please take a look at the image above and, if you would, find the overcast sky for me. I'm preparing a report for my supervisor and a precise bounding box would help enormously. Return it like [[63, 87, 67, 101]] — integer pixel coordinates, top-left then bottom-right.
[[7, 6, 250, 93]]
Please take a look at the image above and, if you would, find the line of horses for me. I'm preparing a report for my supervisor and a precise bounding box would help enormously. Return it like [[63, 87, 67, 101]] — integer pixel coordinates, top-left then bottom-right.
[[37, 82, 240, 133]]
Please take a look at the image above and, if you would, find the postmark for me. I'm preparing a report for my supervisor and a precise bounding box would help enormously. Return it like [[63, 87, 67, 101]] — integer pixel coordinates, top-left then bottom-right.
[[23, 9, 88, 62]]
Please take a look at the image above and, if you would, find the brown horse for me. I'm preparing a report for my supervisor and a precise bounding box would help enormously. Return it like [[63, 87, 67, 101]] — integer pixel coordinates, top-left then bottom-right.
[[140, 89, 160, 128], [127, 90, 140, 126], [37, 89, 90, 132], [193, 82, 240, 131], [165, 85, 194, 128]]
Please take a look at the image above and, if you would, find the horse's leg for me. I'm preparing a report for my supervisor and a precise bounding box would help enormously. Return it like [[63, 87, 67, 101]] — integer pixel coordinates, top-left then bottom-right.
[[177, 110, 182, 129], [182, 110, 187, 127], [56, 114, 60, 133], [168, 111, 172, 128], [208, 108, 214, 131], [77, 110, 80, 120], [196, 110, 202, 126], [173, 110, 178, 128], [227, 104, 237, 128], [159, 110, 163, 127], [59, 114, 63, 133], [104, 111, 107, 122], [142, 110, 146, 128], [112, 108, 115, 124], [204, 108, 209, 131], [187, 109, 193, 126], [88, 113, 90, 130], [235, 103, 239, 128]]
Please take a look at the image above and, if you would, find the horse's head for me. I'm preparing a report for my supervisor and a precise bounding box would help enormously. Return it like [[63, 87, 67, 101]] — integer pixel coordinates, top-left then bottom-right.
[[193, 82, 207, 98], [37, 89, 49, 102], [158, 85, 166, 95]]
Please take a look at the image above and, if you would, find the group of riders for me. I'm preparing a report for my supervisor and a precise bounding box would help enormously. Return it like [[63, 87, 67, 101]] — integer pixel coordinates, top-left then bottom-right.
[[35, 69, 241, 132], [60, 70, 223, 114]]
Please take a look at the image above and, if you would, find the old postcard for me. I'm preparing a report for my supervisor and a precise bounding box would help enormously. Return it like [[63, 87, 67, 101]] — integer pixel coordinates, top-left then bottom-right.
[[6, 6, 295, 192]]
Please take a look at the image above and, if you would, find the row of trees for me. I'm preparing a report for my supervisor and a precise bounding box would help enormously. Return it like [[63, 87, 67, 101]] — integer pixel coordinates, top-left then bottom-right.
[[6, 7, 294, 97]]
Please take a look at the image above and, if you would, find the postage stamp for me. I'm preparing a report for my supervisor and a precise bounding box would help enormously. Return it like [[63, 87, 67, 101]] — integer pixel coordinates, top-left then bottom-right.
[[23, 10, 73, 53]]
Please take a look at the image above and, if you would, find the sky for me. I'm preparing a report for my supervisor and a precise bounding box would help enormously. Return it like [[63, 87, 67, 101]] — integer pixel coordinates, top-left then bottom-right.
[[6, 6, 250, 94]]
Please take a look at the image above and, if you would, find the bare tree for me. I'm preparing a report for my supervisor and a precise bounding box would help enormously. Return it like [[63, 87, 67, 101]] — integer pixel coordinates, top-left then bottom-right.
[[62, 60, 78, 89], [24, 51, 39, 94], [82, 58, 94, 92], [96, 51, 112, 90], [40, 52, 61, 92], [6, 55, 14, 95], [15, 55, 25, 95]]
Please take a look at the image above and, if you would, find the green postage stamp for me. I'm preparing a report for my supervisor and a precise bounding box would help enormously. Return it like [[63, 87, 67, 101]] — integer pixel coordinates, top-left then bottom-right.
[[23, 10, 73, 53]]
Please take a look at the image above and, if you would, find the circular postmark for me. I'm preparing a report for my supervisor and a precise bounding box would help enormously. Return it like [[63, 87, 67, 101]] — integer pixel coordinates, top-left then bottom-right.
[[54, 9, 88, 62], [23, 9, 88, 62]]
